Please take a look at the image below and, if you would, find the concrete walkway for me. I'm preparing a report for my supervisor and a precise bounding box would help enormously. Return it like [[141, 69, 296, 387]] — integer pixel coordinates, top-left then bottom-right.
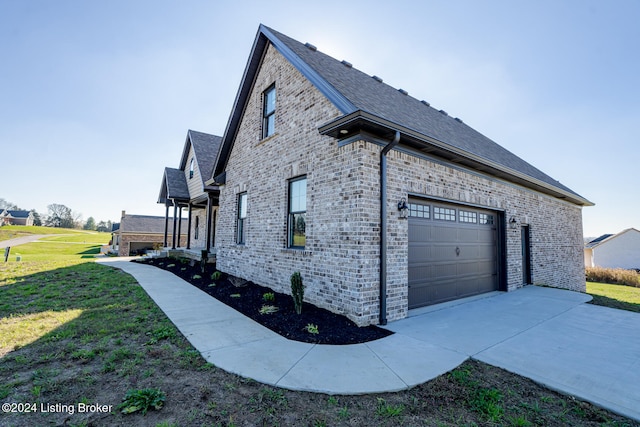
[[97, 258, 640, 422]]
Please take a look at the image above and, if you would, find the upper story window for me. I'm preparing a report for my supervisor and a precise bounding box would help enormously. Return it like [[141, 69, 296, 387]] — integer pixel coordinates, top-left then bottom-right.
[[189, 158, 195, 179], [262, 84, 276, 139], [288, 176, 307, 248], [236, 192, 247, 244]]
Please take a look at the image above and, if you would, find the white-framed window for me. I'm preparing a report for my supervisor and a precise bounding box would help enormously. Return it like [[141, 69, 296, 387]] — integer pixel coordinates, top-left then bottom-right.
[[262, 84, 276, 138], [288, 176, 306, 248], [236, 193, 247, 244]]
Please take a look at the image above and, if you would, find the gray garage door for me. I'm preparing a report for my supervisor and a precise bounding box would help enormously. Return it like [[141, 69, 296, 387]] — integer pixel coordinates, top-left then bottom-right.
[[408, 199, 498, 309]]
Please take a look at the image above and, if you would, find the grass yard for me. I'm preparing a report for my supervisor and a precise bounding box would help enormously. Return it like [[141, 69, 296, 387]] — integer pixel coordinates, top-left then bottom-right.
[[0, 234, 638, 426], [587, 281, 640, 313], [0, 225, 89, 242]]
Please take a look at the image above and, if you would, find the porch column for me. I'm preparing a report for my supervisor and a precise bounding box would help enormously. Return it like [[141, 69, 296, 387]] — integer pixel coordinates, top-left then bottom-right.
[[206, 194, 213, 251], [172, 202, 178, 249], [177, 206, 183, 248], [186, 202, 192, 249], [163, 204, 169, 247]]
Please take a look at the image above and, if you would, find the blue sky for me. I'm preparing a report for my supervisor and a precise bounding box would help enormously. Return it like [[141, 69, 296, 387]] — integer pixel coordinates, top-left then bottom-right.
[[1, 0, 638, 237]]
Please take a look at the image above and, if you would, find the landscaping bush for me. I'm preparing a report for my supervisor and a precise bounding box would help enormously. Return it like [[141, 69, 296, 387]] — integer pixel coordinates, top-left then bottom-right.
[[586, 267, 640, 288]]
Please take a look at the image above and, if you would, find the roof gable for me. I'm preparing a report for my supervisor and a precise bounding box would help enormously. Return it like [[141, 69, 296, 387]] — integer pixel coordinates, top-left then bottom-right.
[[5, 210, 31, 218], [179, 130, 222, 188], [587, 228, 640, 249], [212, 25, 591, 206], [158, 167, 190, 204]]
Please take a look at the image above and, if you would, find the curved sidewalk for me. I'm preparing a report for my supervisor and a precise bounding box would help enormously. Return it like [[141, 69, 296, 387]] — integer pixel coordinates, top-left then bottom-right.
[[97, 258, 640, 422], [97, 258, 466, 394]]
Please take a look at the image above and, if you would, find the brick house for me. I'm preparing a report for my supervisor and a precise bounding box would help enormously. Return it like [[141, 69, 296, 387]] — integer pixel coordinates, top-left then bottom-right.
[[0, 209, 34, 226], [204, 25, 592, 326], [112, 211, 187, 256], [158, 129, 221, 255]]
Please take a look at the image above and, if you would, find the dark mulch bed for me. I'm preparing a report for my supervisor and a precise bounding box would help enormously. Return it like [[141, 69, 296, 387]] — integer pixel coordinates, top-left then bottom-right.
[[132, 257, 393, 345]]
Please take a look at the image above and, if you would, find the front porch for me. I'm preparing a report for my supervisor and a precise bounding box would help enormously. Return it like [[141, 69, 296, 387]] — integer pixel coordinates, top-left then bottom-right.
[[164, 247, 217, 263]]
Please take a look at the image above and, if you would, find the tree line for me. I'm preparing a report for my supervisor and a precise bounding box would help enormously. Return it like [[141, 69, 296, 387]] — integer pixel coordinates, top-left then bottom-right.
[[0, 198, 113, 232]]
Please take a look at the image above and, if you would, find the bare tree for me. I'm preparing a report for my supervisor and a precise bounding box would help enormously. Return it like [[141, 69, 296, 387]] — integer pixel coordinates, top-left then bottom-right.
[[45, 204, 75, 228], [0, 198, 19, 210]]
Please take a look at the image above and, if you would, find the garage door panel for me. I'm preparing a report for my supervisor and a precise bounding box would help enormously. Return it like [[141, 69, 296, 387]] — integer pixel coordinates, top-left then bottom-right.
[[408, 199, 499, 309]]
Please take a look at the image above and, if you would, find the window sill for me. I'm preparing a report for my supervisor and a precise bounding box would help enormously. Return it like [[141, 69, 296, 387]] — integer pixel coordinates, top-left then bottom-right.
[[281, 248, 312, 257], [257, 133, 279, 146]]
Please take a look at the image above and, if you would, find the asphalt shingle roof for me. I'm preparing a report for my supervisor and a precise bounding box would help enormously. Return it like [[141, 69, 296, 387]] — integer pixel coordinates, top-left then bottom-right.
[[586, 234, 614, 248], [188, 130, 222, 188], [119, 214, 187, 234], [158, 167, 190, 204], [4, 210, 31, 218], [263, 26, 587, 203]]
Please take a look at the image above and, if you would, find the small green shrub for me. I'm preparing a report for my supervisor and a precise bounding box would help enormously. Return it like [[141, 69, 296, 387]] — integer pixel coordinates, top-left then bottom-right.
[[230, 293, 241, 298], [263, 292, 275, 302], [118, 388, 165, 415], [192, 274, 202, 280], [291, 271, 304, 315], [259, 305, 279, 315], [586, 267, 640, 288], [304, 323, 319, 334], [211, 271, 222, 281]]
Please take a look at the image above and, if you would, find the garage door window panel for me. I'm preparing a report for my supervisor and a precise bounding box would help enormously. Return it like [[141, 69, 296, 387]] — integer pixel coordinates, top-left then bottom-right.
[[434, 206, 456, 221], [409, 203, 430, 219], [459, 210, 477, 223], [479, 213, 494, 225]]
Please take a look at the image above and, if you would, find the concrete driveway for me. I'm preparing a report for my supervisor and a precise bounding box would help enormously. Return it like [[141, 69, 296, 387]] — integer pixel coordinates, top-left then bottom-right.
[[99, 258, 640, 422], [0, 234, 53, 249], [386, 286, 640, 422]]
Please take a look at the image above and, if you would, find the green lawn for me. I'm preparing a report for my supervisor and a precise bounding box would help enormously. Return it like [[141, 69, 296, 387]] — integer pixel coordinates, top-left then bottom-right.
[[1, 242, 637, 426], [587, 281, 640, 313], [0, 225, 89, 242]]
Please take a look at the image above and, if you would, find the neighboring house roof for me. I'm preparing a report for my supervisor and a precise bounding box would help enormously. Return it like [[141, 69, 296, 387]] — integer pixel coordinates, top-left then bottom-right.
[[179, 130, 222, 188], [4, 210, 31, 218], [118, 214, 187, 235], [111, 222, 120, 232], [585, 234, 614, 248], [158, 167, 190, 204], [212, 24, 591, 207], [586, 228, 640, 249]]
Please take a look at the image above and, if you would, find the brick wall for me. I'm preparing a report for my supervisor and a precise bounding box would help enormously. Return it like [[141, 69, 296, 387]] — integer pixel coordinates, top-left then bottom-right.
[[119, 233, 187, 256], [215, 43, 586, 326], [382, 144, 585, 321], [187, 207, 208, 249]]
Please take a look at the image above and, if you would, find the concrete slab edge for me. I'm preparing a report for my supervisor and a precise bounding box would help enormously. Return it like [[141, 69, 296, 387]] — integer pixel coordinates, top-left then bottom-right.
[[474, 356, 640, 423]]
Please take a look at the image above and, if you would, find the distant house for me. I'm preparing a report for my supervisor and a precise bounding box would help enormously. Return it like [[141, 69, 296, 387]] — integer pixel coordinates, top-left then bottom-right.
[[112, 210, 187, 256], [0, 209, 34, 226], [584, 228, 640, 270], [157, 130, 221, 257]]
